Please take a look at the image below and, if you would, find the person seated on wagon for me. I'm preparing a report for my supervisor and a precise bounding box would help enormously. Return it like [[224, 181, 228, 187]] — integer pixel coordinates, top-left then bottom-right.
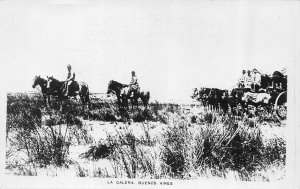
[[63, 64, 75, 96], [238, 70, 247, 88], [244, 70, 253, 90], [128, 71, 139, 97], [251, 68, 261, 92]]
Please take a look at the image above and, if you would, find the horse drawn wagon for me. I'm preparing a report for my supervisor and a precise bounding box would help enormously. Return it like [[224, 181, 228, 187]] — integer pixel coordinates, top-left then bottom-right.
[[192, 70, 287, 120], [232, 70, 287, 119]]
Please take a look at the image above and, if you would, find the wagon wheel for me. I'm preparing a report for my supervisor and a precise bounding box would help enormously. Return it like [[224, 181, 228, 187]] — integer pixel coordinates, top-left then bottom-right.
[[274, 91, 287, 120]]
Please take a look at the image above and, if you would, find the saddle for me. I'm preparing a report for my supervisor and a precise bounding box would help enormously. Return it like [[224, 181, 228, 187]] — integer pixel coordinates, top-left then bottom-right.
[[121, 86, 140, 97]]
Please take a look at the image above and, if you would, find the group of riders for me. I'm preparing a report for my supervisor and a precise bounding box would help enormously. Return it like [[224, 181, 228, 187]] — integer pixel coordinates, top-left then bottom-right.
[[32, 64, 144, 110], [192, 68, 287, 117]]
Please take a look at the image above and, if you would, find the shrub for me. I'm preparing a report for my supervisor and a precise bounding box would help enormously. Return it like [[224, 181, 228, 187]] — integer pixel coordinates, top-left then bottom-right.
[[80, 142, 115, 160], [12, 125, 71, 168], [160, 119, 192, 177]]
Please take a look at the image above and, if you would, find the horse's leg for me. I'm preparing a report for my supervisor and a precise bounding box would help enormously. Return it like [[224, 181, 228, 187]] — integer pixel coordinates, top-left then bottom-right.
[[135, 97, 139, 109], [80, 95, 85, 111], [125, 98, 129, 110], [131, 98, 134, 110], [142, 97, 147, 109], [86, 94, 90, 110], [117, 98, 121, 109], [43, 94, 47, 107], [84, 87, 90, 110], [47, 95, 51, 107], [60, 100, 63, 112]]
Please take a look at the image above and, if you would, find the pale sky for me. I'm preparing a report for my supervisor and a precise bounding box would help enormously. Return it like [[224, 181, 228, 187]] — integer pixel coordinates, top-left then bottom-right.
[[0, 0, 297, 102]]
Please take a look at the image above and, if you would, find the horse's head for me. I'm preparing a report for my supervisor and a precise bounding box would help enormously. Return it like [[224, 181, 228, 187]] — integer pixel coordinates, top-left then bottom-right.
[[198, 88, 208, 99], [107, 80, 115, 95], [230, 89, 237, 97], [235, 89, 244, 99], [32, 75, 39, 88], [208, 88, 216, 98], [107, 80, 127, 95], [224, 90, 229, 97], [220, 90, 228, 99], [32, 75, 45, 88], [191, 88, 198, 98]]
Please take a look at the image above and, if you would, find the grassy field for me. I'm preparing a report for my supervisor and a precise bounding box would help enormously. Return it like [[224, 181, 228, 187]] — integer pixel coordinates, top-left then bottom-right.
[[5, 92, 286, 181]]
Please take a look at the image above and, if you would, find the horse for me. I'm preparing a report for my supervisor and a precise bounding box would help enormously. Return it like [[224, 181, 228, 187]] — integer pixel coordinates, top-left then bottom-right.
[[32, 75, 50, 106], [107, 80, 128, 109], [46, 76, 90, 110], [207, 88, 220, 111], [197, 87, 211, 107], [107, 80, 150, 110], [228, 88, 248, 116], [218, 89, 229, 114]]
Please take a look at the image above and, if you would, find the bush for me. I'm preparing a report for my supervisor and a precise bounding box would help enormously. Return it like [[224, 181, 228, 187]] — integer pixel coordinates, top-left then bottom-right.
[[80, 142, 115, 160], [160, 120, 192, 177], [11, 125, 71, 168], [6, 93, 92, 170]]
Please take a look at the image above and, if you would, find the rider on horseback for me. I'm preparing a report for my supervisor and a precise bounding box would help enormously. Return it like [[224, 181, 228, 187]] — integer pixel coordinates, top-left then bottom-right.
[[64, 64, 75, 96], [128, 71, 139, 97]]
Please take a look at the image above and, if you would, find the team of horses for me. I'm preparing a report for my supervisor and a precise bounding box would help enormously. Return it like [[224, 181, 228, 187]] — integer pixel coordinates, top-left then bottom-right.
[[192, 87, 286, 117], [32, 76, 150, 111], [192, 72, 287, 117]]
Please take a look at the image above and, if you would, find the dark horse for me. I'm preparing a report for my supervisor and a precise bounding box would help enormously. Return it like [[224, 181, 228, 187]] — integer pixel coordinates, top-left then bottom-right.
[[46, 76, 90, 110], [107, 80, 150, 109], [107, 80, 128, 109], [32, 75, 50, 106]]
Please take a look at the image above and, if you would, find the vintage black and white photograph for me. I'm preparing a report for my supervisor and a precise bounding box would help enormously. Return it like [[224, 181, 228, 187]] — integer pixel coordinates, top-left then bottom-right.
[[1, 0, 299, 188]]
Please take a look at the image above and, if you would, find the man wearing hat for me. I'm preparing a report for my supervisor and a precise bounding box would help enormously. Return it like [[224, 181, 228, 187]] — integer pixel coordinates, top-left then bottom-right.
[[64, 64, 76, 96], [238, 70, 247, 88], [252, 68, 261, 92], [245, 70, 253, 89], [128, 71, 139, 98]]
